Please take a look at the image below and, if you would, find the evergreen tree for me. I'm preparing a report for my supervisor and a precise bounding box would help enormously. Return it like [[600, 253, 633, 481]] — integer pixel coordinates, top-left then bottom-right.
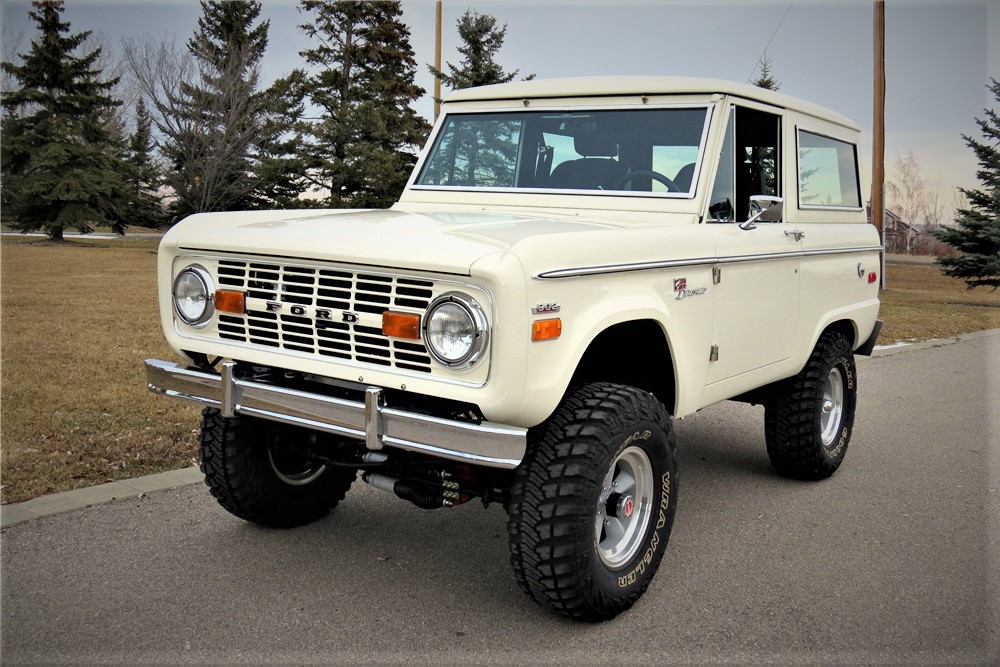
[[160, 0, 270, 219], [423, 10, 529, 197], [751, 54, 781, 91], [935, 78, 1000, 291], [252, 72, 310, 209], [125, 99, 166, 226], [293, 0, 430, 208], [429, 9, 531, 96], [1, 0, 132, 240]]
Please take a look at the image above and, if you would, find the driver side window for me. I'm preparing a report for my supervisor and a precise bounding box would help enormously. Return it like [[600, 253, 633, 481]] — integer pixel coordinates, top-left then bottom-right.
[[708, 106, 782, 222]]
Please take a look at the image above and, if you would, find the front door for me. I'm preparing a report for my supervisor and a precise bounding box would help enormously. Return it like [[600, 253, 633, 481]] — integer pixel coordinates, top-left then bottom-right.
[[706, 104, 801, 385]]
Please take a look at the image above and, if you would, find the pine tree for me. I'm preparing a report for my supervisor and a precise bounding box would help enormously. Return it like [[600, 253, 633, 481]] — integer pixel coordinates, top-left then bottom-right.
[[751, 54, 781, 91], [160, 0, 270, 218], [1, 0, 132, 240], [429, 9, 531, 96], [935, 78, 1000, 291], [125, 99, 166, 227], [252, 72, 310, 209], [293, 0, 430, 208]]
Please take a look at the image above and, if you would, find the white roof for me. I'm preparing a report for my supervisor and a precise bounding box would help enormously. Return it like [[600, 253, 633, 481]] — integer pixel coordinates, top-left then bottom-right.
[[444, 76, 859, 131]]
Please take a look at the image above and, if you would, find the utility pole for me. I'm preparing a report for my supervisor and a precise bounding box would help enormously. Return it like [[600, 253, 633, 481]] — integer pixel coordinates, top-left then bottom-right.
[[434, 0, 442, 121], [872, 0, 886, 287]]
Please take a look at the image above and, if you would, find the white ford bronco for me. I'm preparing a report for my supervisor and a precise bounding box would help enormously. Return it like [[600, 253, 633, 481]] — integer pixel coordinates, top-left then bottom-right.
[[146, 77, 882, 621]]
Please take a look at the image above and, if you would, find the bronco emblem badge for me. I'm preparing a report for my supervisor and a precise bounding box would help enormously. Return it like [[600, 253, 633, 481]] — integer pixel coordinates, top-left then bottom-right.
[[674, 277, 707, 300]]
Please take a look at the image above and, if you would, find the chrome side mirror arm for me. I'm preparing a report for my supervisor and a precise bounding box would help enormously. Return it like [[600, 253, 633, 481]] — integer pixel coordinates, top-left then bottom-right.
[[739, 195, 784, 230]]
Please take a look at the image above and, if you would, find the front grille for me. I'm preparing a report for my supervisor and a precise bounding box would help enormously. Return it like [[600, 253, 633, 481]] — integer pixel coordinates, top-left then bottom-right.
[[212, 259, 436, 374]]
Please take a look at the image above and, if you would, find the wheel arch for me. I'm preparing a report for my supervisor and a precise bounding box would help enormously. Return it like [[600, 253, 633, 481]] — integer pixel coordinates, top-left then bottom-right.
[[568, 319, 678, 416], [822, 318, 858, 348]]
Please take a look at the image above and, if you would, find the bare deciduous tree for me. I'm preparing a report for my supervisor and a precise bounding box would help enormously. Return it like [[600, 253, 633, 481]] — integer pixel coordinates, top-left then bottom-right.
[[886, 151, 946, 254], [123, 34, 265, 217], [1, 26, 27, 100]]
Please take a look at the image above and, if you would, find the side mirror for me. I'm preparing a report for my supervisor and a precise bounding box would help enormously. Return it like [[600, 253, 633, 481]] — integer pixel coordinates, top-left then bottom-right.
[[739, 195, 784, 230]]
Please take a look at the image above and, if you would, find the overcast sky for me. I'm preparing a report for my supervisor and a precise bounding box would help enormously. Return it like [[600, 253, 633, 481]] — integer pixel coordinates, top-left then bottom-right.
[[3, 0, 997, 203]]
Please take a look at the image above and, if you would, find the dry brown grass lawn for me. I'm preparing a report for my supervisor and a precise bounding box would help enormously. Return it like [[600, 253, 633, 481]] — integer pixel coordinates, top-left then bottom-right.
[[1, 237, 200, 503], [0, 239, 997, 504], [877, 263, 1000, 343]]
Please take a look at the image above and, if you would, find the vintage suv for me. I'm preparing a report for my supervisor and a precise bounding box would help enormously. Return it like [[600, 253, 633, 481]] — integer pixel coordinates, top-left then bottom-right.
[[145, 77, 882, 621]]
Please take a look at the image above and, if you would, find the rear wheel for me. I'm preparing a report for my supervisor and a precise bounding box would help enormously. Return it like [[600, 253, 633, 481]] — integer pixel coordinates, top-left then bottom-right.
[[199, 408, 355, 528], [507, 383, 678, 621], [765, 331, 857, 480]]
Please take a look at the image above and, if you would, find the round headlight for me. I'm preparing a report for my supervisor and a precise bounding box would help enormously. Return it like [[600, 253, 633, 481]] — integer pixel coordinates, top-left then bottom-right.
[[172, 265, 215, 327], [424, 292, 489, 369]]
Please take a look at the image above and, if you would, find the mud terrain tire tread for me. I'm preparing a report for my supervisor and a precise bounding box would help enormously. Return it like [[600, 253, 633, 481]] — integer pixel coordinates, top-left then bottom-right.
[[507, 383, 677, 622], [764, 331, 857, 480], [199, 408, 354, 528]]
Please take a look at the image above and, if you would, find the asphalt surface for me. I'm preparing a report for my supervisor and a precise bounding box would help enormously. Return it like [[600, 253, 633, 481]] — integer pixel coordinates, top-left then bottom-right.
[[2, 333, 998, 665]]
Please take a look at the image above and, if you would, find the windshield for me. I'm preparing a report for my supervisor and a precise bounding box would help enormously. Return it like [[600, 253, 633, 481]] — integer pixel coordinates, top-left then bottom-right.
[[414, 106, 711, 197]]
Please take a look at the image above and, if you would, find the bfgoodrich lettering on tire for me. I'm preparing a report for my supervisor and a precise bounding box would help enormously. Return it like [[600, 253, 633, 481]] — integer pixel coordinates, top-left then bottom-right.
[[199, 408, 355, 528], [764, 331, 858, 480], [506, 383, 678, 621]]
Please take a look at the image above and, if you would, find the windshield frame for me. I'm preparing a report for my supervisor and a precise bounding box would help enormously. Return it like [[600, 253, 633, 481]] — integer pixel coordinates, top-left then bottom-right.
[[409, 103, 715, 200]]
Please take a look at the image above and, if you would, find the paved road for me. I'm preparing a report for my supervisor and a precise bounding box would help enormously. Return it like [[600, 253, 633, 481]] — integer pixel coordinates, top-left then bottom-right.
[[2, 334, 998, 665]]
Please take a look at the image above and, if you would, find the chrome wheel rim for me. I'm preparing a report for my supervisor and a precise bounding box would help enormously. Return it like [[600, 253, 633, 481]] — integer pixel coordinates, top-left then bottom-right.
[[820, 367, 845, 447], [595, 446, 654, 568], [268, 447, 326, 486]]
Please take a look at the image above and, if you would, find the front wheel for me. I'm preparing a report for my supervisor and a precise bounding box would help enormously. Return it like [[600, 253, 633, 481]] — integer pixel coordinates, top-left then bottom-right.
[[507, 383, 678, 622], [199, 408, 355, 528], [765, 331, 858, 480]]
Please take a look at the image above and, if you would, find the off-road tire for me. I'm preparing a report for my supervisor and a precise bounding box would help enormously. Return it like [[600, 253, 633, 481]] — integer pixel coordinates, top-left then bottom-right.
[[507, 383, 678, 622], [765, 331, 857, 480], [199, 408, 355, 528]]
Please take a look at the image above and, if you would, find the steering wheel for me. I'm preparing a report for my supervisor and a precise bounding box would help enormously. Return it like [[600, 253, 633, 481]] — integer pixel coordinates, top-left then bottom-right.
[[615, 170, 679, 192]]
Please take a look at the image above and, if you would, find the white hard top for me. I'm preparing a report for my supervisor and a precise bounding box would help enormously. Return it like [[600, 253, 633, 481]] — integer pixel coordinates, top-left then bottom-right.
[[444, 76, 859, 131]]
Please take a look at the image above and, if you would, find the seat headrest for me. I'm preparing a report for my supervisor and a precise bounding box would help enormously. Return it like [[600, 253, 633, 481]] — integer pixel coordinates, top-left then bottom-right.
[[573, 133, 618, 158]]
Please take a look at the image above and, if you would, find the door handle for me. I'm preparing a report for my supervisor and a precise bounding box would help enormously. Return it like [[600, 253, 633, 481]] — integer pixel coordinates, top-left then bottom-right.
[[784, 229, 805, 241]]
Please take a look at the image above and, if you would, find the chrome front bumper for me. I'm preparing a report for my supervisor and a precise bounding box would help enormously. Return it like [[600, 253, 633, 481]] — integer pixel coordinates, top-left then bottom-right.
[[144, 359, 527, 469]]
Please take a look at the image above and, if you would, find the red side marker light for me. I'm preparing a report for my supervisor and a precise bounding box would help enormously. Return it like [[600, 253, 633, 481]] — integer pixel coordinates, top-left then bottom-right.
[[868, 272, 878, 284], [214, 289, 245, 314]]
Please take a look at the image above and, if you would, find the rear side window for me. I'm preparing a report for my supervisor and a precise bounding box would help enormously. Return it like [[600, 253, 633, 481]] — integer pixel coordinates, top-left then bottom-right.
[[797, 130, 861, 208]]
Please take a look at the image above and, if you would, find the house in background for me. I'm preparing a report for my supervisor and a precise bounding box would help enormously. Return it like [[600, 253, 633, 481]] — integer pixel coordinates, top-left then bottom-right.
[[868, 204, 919, 254]]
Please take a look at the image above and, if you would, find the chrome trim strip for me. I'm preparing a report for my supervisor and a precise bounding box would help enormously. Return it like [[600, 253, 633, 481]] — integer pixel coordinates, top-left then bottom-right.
[[535, 245, 883, 280], [718, 250, 803, 265], [537, 256, 718, 279], [145, 359, 526, 469], [801, 245, 884, 257]]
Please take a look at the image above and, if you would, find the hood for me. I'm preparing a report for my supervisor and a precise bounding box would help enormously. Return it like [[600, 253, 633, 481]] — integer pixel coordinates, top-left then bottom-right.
[[164, 207, 638, 275]]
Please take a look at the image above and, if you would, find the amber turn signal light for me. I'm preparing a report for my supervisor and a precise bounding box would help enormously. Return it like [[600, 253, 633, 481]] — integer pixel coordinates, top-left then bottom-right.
[[214, 289, 245, 314], [382, 311, 421, 339], [532, 318, 562, 341]]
